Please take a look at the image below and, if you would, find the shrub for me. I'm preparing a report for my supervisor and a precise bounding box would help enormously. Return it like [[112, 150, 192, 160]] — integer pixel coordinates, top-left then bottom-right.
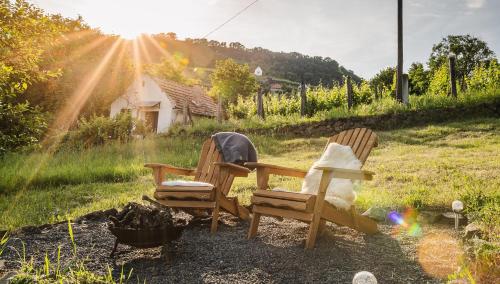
[[306, 85, 345, 115], [460, 186, 499, 240], [428, 64, 451, 96], [227, 96, 257, 119], [353, 81, 374, 105], [0, 100, 47, 155], [63, 112, 148, 149], [467, 59, 500, 91], [265, 94, 301, 116], [226, 81, 376, 120], [458, 185, 499, 283]]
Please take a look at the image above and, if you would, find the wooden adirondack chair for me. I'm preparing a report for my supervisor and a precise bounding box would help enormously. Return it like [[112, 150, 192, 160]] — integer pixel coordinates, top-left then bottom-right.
[[145, 138, 251, 233], [246, 128, 379, 249]]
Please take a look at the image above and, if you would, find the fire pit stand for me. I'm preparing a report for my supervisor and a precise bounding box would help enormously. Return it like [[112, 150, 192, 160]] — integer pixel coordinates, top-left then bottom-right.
[[108, 197, 185, 258], [108, 225, 183, 257]]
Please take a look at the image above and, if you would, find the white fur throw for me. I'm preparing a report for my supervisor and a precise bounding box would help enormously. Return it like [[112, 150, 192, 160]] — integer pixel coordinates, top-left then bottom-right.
[[300, 143, 362, 210]]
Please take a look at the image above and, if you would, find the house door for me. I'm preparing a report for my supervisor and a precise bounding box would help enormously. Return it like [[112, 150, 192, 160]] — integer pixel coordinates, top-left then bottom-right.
[[144, 111, 159, 133]]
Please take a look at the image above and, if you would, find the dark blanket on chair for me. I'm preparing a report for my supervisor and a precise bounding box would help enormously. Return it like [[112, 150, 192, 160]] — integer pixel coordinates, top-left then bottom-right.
[[212, 132, 257, 165]]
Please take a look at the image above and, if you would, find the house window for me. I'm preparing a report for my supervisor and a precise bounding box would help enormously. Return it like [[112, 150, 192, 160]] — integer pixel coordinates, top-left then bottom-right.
[[144, 111, 159, 133]]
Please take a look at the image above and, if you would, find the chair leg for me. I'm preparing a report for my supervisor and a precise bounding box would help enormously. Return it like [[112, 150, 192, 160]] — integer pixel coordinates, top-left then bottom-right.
[[210, 204, 220, 234], [318, 219, 327, 236], [247, 212, 261, 239], [350, 205, 359, 230], [305, 216, 322, 249]]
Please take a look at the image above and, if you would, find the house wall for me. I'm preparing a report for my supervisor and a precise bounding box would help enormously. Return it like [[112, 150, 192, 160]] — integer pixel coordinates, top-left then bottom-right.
[[110, 75, 176, 133]]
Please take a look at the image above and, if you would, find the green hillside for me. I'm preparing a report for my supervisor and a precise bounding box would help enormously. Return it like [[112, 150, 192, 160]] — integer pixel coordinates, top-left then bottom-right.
[[139, 34, 361, 87]]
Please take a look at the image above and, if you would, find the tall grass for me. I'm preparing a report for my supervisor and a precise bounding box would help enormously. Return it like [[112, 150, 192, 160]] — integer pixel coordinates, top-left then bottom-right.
[[0, 136, 204, 194], [9, 220, 134, 283], [0, 231, 8, 256]]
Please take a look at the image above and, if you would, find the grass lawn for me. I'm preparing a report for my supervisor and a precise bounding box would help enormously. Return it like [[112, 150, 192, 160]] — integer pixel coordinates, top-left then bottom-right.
[[0, 116, 499, 233]]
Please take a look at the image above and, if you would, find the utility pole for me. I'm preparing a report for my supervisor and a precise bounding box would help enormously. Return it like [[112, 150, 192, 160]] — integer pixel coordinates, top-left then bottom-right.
[[396, 0, 403, 103]]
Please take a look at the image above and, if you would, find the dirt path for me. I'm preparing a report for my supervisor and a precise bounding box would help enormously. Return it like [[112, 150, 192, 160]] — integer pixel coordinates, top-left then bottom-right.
[[1, 212, 459, 283]]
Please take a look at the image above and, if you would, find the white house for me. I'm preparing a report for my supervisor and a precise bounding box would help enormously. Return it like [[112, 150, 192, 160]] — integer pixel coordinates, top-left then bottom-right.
[[110, 75, 217, 133]]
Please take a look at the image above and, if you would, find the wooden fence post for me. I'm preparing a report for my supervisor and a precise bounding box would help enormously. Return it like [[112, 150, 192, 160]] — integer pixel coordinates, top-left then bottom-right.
[[346, 76, 354, 110], [183, 98, 188, 125], [449, 53, 458, 97], [257, 85, 265, 119], [300, 80, 307, 116], [217, 93, 223, 123]]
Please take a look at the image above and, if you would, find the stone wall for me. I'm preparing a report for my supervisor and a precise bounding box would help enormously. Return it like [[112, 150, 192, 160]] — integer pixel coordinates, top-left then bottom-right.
[[253, 101, 499, 137]]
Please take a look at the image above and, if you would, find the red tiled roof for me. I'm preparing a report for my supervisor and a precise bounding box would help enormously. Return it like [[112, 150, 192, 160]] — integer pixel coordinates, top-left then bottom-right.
[[154, 78, 217, 117]]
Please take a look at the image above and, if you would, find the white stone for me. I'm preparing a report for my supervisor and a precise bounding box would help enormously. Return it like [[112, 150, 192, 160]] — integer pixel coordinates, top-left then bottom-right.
[[353, 271, 377, 284]]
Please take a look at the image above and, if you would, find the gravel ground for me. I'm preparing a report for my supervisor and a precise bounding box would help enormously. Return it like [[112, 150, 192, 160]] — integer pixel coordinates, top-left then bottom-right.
[[0, 210, 448, 283]]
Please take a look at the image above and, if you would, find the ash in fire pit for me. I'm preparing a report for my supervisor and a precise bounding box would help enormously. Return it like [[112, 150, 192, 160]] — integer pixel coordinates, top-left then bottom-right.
[[108, 202, 185, 258]]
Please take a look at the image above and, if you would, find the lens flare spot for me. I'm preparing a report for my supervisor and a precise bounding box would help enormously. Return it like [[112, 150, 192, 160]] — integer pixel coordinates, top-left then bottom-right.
[[408, 223, 422, 237], [387, 208, 422, 237], [417, 232, 463, 279], [388, 211, 404, 225]]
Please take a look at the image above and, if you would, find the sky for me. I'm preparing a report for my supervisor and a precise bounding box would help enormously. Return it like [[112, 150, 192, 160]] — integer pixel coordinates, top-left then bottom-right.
[[31, 0, 500, 78]]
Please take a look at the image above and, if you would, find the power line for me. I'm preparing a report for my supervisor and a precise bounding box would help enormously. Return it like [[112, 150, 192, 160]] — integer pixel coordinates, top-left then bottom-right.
[[201, 0, 260, 39]]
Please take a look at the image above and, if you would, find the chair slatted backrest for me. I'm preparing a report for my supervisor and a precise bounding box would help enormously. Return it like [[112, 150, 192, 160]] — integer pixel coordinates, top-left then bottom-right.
[[194, 138, 234, 196], [326, 128, 378, 165]]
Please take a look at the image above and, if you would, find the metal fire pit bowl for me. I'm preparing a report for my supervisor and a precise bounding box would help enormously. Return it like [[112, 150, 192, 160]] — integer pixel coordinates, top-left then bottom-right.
[[108, 224, 183, 257]]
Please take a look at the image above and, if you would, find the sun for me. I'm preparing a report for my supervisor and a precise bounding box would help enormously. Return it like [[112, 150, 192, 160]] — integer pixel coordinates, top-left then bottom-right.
[[106, 27, 145, 40], [116, 30, 143, 40]]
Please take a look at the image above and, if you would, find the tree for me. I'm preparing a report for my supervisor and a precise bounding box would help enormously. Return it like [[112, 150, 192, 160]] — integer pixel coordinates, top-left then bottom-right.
[[0, 0, 73, 153], [1, 0, 138, 154], [210, 59, 257, 104], [166, 32, 177, 40], [146, 57, 193, 85], [208, 40, 221, 47], [428, 35, 495, 87], [26, 31, 134, 117], [408, 62, 430, 96], [369, 67, 395, 97], [229, 42, 245, 49]]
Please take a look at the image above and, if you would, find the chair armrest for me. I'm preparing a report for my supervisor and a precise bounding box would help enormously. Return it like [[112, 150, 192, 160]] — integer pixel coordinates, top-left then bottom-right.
[[244, 162, 307, 178], [144, 163, 196, 176], [313, 166, 374, 181], [214, 162, 251, 177]]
